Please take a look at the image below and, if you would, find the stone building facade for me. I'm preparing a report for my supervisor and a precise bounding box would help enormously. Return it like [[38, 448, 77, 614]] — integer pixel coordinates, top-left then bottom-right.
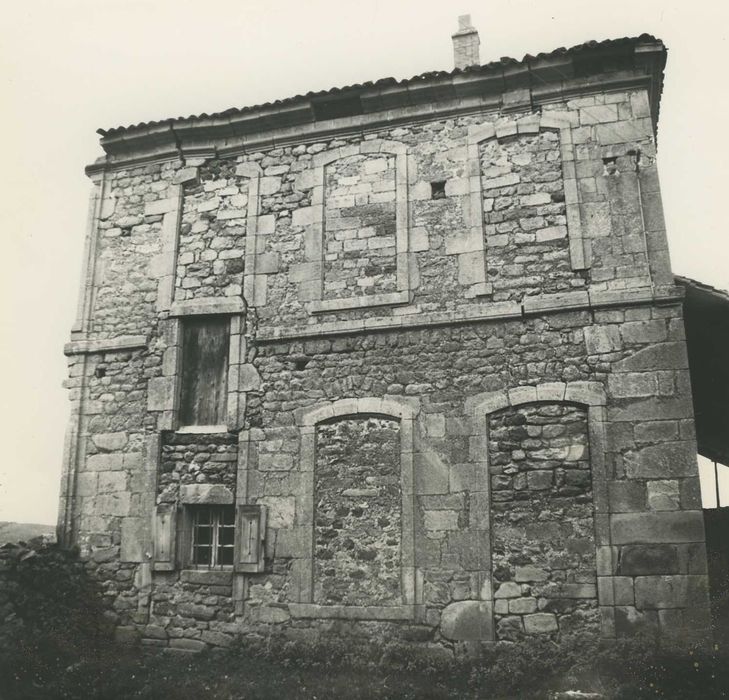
[[59, 24, 712, 654]]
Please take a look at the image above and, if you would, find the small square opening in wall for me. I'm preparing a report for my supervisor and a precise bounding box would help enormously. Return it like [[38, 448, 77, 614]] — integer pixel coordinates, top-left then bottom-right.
[[431, 181, 447, 199]]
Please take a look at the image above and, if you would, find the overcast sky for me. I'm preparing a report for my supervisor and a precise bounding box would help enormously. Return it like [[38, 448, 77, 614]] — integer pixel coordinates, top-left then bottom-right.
[[1, 0, 728, 525]]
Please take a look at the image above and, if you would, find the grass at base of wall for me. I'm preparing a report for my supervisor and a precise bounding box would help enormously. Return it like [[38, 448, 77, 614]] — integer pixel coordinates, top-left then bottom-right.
[[1, 540, 727, 699], [2, 634, 729, 700]]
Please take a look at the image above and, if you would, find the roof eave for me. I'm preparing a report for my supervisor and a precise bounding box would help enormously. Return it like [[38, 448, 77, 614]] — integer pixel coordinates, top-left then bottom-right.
[[91, 35, 666, 168]]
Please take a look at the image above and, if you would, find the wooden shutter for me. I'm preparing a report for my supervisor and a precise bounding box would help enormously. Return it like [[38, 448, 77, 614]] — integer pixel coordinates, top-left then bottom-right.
[[179, 316, 229, 426], [234, 505, 267, 573], [153, 504, 177, 571]]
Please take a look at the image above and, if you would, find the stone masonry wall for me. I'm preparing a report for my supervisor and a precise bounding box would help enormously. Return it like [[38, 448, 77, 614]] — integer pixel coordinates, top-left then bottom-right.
[[145, 570, 238, 651], [314, 416, 402, 605], [323, 154, 398, 299], [90, 161, 180, 338], [157, 432, 238, 504], [489, 403, 598, 640], [480, 131, 584, 301], [176, 161, 248, 301], [62, 83, 710, 654]]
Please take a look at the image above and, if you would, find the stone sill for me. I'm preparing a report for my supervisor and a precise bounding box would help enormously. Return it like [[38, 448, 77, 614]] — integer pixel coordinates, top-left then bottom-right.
[[289, 603, 419, 620], [180, 569, 234, 586], [308, 290, 411, 314], [176, 425, 229, 434]]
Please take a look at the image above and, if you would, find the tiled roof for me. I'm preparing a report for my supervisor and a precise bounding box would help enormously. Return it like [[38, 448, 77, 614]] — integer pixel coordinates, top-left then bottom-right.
[[98, 34, 663, 138], [676, 276, 729, 304]]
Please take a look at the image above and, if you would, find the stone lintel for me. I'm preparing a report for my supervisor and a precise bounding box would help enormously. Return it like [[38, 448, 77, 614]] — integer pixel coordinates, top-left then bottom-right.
[[179, 484, 234, 505], [170, 297, 245, 316], [64, 334, 147, 355]]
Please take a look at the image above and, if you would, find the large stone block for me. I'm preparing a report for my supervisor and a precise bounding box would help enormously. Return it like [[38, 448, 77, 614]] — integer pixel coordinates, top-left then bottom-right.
[[608, 480, 646, 513], [623, 441, 697, 479], [584, 325, 622, 354], [634, 575, 709, 610], [621, 320, 668, 345], [415, 451, 450, 495], [423, 510, 459, 531], [86, 454, 125, 472], [608, 397, 692, 423], [99, 492, 132, 516], [259, 496, 296, 529], [617, 544, 679, 576], [147, 376, 174, 411], [169, 638, 207, 652], [440, 601, 493, 641], [121, 517, 149, 562], [92, 431, 129, 452], [614, 606, 658, 637], [523, 613, 558, 634], [612, 343, 688, 372], [647, 480, 680, 511], [98, 471, 128, 494], [611, 511, 705, 544], [179, 484, 234, 504], [608, 372, 659, 399]]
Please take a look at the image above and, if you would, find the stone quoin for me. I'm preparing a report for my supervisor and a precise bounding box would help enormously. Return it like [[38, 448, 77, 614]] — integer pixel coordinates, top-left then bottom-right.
[[59, 19, 712, 654]]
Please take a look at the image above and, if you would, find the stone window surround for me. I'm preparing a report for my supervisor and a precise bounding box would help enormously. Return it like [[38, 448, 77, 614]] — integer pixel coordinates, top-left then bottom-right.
[[463, 112, 590, 299], [151, 300, 249, 434], [289, 396, 422, 621], [302, 141, 411, 314], [465, 380, 611, 639]]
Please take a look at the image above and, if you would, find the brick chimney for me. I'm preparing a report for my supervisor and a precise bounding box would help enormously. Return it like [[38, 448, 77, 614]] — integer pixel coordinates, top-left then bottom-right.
[[452, 14, 480, 69]]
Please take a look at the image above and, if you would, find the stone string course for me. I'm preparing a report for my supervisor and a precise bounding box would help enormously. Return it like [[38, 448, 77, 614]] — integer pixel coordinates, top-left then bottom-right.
[[60, 84, 711, 656]]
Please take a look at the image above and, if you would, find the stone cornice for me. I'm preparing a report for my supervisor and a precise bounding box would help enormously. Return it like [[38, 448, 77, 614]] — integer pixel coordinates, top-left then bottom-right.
[[86, 39, 665, 174]]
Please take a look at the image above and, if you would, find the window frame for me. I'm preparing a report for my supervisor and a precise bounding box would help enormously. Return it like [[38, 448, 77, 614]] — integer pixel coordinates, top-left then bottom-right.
[[152, 503, 268, 574], [177, 314, 230, 431], [189, 504, 236, 569]]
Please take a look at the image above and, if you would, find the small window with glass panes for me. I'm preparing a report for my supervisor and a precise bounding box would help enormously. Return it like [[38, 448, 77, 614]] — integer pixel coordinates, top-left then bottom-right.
[[190, 505, 235, 567]]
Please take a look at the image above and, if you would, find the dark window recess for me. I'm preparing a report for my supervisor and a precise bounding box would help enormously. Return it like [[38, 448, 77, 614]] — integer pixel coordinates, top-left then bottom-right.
[[312, 94, 363, 121], [431, 181, 446, 199], [292, 356, 310, 371], [190, 505, 235, 567], [602, 156, 618, 175], [179, 316, 229, 426], [120, 227, 132, 237], [94, 366, 106, 379]]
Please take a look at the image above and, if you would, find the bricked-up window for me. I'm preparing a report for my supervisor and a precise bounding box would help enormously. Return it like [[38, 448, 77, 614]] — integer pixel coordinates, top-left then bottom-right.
[[179, 316, 229, 427], [190, 505, 235, 567]]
